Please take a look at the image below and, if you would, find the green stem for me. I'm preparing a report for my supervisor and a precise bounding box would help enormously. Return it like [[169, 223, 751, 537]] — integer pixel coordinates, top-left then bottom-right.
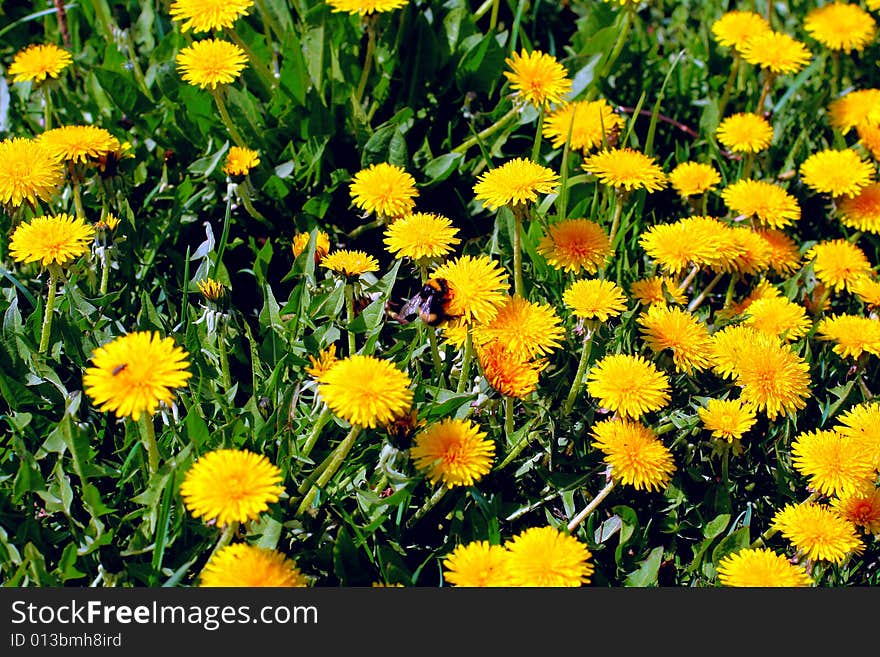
[[238, 178, 267, 223], [830, 51, 840, 99], [125, 30, 154, 101], [42, 85, 52, 130], [511, 204, 526, 297], [531, 106, 545, 163], [494, 428, 535, 471], [345, 282, 356, 356], [299, 406, 333, 462], [566, 479, 616, 533], [451, 107, 519, 155], [723, 273, 739, 308], [99, 247, 111, 296], [38, 266, 59, 354], [741, 152, 755, 181], [563, 328, 594, 415], [254, 0, 285, 42], [204, 521, 239, 566], [420, 264, 445, 383], [217, 315, 232, 392], [72, 178, 85, 218], [504, 396, 514, 439], [139, 413, 159, 476], [406, 485, 448, 529], [456, 328, 474, 394], [717, 56, 741, 120], [721, 444, 730, 486], [687, 272, 725, 313], [755, 73, 774, 116], [212, 182, 235, 280], [226, 26, 276, 92], [488, 0, 501, 31], [608, 193, 625, 247], [347, 215, 386, 240], [295, 425, 362, 516], [355, 18, 378, 107], [678, 264, 700, 293], [210, 86, 246, 148]]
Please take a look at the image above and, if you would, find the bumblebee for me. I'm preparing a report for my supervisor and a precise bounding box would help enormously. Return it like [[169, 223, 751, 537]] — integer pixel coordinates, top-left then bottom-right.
[[395, 278, 455, 327]]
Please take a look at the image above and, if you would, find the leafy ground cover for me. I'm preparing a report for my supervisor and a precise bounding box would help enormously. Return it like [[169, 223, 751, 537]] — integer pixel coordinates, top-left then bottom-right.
[[2, 0, 880, 587]]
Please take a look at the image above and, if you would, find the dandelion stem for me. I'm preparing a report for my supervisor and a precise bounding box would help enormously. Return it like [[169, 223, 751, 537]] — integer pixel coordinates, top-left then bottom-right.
[[210, 86, 246, 148], [347, 215, 386, 240], [420, 264, 445, 383], [488, 0, 501, 30], [71, 178, 85, 218], [225, 26, 276, 92], [42, 86, 52, 130], [687, 271, 724, 312], [566, 479, 616, 533], [531, 106, 545, 163], [139, 414, 160, 477], [205, 521, 239, 565], [345, 282, 357, 356], [494, 428, 535, 471], [38, 266, 60, 354], [217, 314, 232, 392], [456, 328, 474, 394], [563, 328, 594, 415], [608, 193, 625, 247], [678, 264, 700, 293], [450, 107, 519, 156], [295, 424, 362, 516], [717, 56, 741, 119], [830, 51, 840, 99], [355, 17, 378, 107], [511, 204, 527, 297], [756, 73, 774, 116], [406, 485, 448, 528], [723, 273, 739, 308], [99, 248, 111, 296], [238, 178, 267, 224], [504, 396, 515, 438], [212, 182, 235, 281], [299, 405, 333, 462]]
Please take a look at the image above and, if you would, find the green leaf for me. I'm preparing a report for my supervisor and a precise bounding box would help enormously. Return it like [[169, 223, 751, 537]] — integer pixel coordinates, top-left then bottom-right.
[[624, 546, 664, 587]]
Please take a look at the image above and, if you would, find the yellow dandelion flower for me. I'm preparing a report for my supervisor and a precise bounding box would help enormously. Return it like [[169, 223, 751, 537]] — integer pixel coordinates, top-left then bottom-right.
[[176, 38, 247, 89], [586, 353, 671, 419], [582, 147, 666, 193], [196, 277, 227, 303], [716, 548, 813, 587], [724, 279, 782, 319], [473, 158, 559, 211], [832, 484, 880, 534], [325, 0, 409, 15], [772, 502, 863, 564], [0, 137, 64, 208], [804, 2, 876, 52], [222, 146, 260, 176], [473, 296, 563, 360], [668, 162, 721, 197], [834, 403, 880, 470], [711, 11, 771, 51], [305, 344, 338, 381], [739, 30, 812, 76], [716, 113, 774, 153], [838, 183, 880, 234], [476, 340, 544, 399], [37, 125, 121, 164], [200, 544, 309, 587], [791, 429, 875, 497], [591, 419, 675, 491], [410, 418, 495, 488], [816, 314, 880, 359], [828, 89, 880, 134], [732, 340, 811, 420], [291, 229, 331, 262], [350, 162, 418, 218], [638, 304, 714, 374], [542, 99, 624, 152], [741, 296, 811, 342], [503, 49, 572, 108], [83, 331, 192, 421], [536, 218, 611, 274], [710, 325, 770, 379], [858, 122, 880, 160], [442, 541, 514, 587], [180, 449, 283, 526], [431, 255, 509, 325], [9, 213, 94, 268], [698, 398, 757, 442], [850, 275, 880, 308], [563, 278, 628, 322], [317, 355, 413, 428], [755, 228, 801, 275], [383, 212, 460, 261], [505, 526, 593, 587], [723, 227, 773, 276], [721, 179, 800, 229], [800, 149, 874, 198], [170, 0, 254, 33], [8, 43, 72, 83], [629, 276, 687, 306], [321, 249, 379, 278], [805, 239, 873, 292], [638, 216, 735, 275]]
